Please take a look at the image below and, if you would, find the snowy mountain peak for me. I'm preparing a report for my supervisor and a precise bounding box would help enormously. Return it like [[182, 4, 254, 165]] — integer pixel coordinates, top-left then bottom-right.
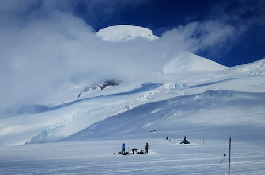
[[162, 52, 227, 74], [96, 25, 159, 42], [233, 58, 265, 75]]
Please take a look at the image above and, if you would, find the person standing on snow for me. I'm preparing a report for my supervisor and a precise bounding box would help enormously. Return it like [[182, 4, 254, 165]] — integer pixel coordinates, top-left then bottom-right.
[[122, 143, 125, 154], [145, 142, 149, 154]]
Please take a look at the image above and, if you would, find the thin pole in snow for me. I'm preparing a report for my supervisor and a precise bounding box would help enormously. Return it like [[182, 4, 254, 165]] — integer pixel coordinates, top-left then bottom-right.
[[220, 138, 226, 164], [228, 137, 231, 175]]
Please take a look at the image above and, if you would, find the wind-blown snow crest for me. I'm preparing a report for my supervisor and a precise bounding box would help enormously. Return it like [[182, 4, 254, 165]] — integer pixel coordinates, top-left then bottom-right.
[[162, 52, 227, 74], [231, 58, 265, 75], [96, 25, 159, 42]]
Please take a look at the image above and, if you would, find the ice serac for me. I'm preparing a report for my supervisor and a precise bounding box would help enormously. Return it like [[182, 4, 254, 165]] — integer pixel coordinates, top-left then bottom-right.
[[162, 52, 227, 74], [96, 25, 159, 42]]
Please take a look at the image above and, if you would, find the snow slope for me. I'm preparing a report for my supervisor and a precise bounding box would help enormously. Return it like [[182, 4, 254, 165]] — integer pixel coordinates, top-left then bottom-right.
[[162, 52, 226, 74], [1, 57, 264, 145], [65, 89, 265, 142], [1, 59, 264, 175]]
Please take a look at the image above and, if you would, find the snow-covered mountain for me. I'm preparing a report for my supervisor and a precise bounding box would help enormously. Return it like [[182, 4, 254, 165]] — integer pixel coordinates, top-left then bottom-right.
[[162, 52, 226, 74], [1, 25, 265, 174], [1, 56, 263, 145], [0, 25, 264, 147], [230, 58, 265, 75], [97, 25, 159, 42], [0, 26, 265, 145]]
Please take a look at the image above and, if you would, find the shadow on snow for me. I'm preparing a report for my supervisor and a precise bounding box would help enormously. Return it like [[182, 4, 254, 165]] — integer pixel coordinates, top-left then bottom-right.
[[4, 83, 163, 117]]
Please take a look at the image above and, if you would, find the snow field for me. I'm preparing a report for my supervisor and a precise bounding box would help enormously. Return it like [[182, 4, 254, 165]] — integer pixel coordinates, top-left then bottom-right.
[[0, 138, 264, 174]]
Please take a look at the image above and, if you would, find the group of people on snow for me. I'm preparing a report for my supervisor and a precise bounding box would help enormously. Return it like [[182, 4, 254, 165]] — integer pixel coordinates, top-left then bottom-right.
[[120, 142, 149, 155], [119, 136, 189, 155]]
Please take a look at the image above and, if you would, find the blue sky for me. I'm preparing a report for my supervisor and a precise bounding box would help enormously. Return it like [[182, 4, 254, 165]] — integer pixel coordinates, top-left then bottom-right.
[[70, 0, 265, 67], [1, 0, 264, 66]]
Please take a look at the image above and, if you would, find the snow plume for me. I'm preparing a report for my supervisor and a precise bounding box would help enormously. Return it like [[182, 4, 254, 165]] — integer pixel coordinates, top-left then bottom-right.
[[0, 1, 237, 114], [160, 21, 235, 54]]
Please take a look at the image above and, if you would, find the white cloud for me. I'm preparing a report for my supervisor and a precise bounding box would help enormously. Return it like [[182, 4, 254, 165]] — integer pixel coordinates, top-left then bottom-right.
[[159, 21, 235, 54], [0, 8, 160, 112], [0, 1, 237, 114]]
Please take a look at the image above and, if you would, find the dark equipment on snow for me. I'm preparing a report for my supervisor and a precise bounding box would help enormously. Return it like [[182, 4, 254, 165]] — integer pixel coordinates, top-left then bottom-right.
[[137, 150, 144, 154], [132, 148, 138, 154], [122, 152, 129, 155], [180, 136, 190, 144], [118, 151, 129, 155]]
